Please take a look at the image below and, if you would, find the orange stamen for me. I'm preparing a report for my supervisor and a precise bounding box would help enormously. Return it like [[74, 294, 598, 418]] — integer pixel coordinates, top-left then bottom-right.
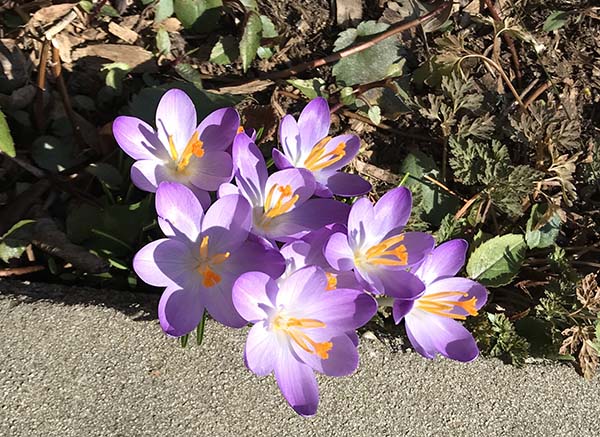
[[196, 235, 230, 288], [263, 184, 299, 219], [272, 316, 332, 359], [364, 234, 408, 266], [303, 136, 347, 172], [325, 272, 337, 291], [237, 126, 245, 134], [416, 291, 478, 320]]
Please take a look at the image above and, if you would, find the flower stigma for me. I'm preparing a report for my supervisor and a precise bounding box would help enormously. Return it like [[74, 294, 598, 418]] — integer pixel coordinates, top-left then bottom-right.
[[415, 291, 478, 320], [303, 137, 346, 172], [355, 234, 409, 267], [197, 235, 230, 287], [271, 313, 333, 359], [168, 131, 205, 172]]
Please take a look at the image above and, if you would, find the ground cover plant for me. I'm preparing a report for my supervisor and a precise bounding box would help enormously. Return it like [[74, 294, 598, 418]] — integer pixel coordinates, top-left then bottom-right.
[[1, 0, 600, 412]]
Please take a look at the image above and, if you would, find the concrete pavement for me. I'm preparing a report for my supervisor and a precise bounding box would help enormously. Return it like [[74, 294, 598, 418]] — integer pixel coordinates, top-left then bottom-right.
[[1, 279, 598, 436]]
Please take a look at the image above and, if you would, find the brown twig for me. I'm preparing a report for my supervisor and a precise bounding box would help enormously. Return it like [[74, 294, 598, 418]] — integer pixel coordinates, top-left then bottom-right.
[[33, 39, 51, 130], [0, 265, 45, 277], [523, 81, 552, 109], [483, 0, 522, 88], [263, 2, 452, 80], [422, 174, 467, 201]]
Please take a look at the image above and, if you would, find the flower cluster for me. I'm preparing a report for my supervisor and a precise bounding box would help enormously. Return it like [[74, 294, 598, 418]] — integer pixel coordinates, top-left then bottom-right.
[[113, 89, 488, 417]]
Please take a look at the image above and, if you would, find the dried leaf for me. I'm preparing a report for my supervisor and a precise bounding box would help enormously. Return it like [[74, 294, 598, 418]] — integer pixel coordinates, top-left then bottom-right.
[[108, 22, 139, 44], [30, 4, 76, 28], [72, 44, 156, 73]]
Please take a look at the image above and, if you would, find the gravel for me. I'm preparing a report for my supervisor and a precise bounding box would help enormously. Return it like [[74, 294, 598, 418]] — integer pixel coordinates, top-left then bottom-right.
[[1, 279, 599, 437]]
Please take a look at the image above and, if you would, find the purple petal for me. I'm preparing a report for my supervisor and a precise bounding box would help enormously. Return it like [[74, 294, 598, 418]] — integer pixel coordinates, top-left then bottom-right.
[[202, 280, 247, 328], [279, 114, 301, 164], [222, 239, 286, 280], [130, 160, 171, 192], [325, 172, 371, 197], [274, 350, 319, 417], [244, 322, 278, 376], [186, 150, 233, 191], [158, 286, 204, 337], [303, 287, 377, 331], [276, 266, 327, 309], [133, 239, 194, 287], [293, 332, 359, 377], [297, 97, 330, 151], [392, 299, 415, 323], [306, 134, 360, 172], [201, 194, 251, 252], [272, 148, 294, 170], [155, 182, 203, 240], [347, 197, 375, 248], [155, 89, 197, 157], [280, 240, 312, 276], [196, 107, 240, 151], [264, 168, 316, 209], [374, 187, 412, 237], [324, 232, 355, 272], [424, 277, 488, 312], [232, 271, 278, 323], [401, 232, 436, 267], [233, 133, 267, 206], [217, 183, 240, 198], [376, 269, 426, 299], [112, 116, 164, 160], [405, 314, 480, 362], [414, 239, 468, 285]]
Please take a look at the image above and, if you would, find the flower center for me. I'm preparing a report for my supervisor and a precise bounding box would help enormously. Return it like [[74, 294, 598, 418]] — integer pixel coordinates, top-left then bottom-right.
[[358, 234, 408, 267], [197, 235, 230, 288], [168, 131, 205, 172], [271, 314, 332, 359], [325, 272, 337, 291], [303, 136, 346, 172], [259, 183, 299, 228], [415, 291, 478, 320]]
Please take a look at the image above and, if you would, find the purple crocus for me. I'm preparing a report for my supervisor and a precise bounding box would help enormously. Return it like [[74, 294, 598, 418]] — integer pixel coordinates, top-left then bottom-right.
[[219, 132, 350, 242], [113, 89, 239, 206], [324, 186, 434, 297], [133, 182, 284, 335], [390, 239, 488, 362], [273, 97, 371, 197], [232, 266, 377, 416]]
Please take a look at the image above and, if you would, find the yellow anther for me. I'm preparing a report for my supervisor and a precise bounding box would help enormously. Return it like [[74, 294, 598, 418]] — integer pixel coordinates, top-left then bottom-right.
[[364, 234, 409, 266], [272, 315, 332, 359], [196, 235, 230, 288], [325, 272, 337, 291], [237, 126, 245, 134], [263, 184, 299, 219], [416, 291, 479, 320], [303, 136, 347, 172]]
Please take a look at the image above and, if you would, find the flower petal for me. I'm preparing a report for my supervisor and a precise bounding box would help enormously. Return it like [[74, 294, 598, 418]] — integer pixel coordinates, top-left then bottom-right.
[[324, 232, 355, 272], [186, 149, 233, 191], [133, 239, 194, 287], [155, 182, 203, 240], [295, 332, 359, 377], [276, 266, 327, 309], [244, 322, 278, 376], [130, 160, 171, 192], [279, 114, 301, 164], [347, 197, 375, 249], [264, 168, 316, 209], [158, 286, 205, 337], [297, 97, 330, 151], [221, 240, 286, 283], [325, 171, 371, 197], [414, 239, 468, 285], [155, 89, 197, 156], [202, 280, 248, 328], [374, 187, 412, 238], [303, 287, 377, 331], [233, 132, 268, 206], [308, 134, 360, 172], [272, 148, 294, 170], [375, 269, 426, 299], [196, 107, 240, 151], [112, 116, 164, 160], [392, 299, 415, 324], [405, 312, 480, 362], [217, 183, 240, 198], [401, 232, 436, 267], [274, 349, 320, 417], [232, 271, 278, 323], [201, 194, 251, 252]]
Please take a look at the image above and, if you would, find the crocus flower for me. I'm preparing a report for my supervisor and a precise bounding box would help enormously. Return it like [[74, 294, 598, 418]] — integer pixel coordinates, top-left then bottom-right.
[[324, 186, 434, 297], [389, 239, 488, 362], [232, 266, 377, 416], [273, 97, 371, 197], [280, 225, 363, 291], [133, 182, 284, 335], [113, 88, 239, 206], [219, 132, 350, 242]]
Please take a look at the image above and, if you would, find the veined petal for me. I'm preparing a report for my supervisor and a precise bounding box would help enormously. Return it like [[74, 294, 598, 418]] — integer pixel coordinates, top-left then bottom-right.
[[196, 107, 240, 151], [304, 134, 360, 172], [155, 182, 203, 240], [324, 232, 355, 272], [279, 114, 301, 164], [297, 97, 331, 152], [133, 239, 194, 287], [347, 197, 375, 249], [244, 322, 278, 376], [374, 187, 412, 238], [276, 266, 327, 310], [392, 299, 415, 324], [373, 269, 425, 299], [130, 160, 171, 192], [221, 239, 286, 280], [112, 116, 164, 160], [405, 312, 480, 362], [274, 348, 320, 417], [400, 232, 436, 267], [264, 168, 316, 209], [413, 239, 468, 285], [233, 133, 268, 206], [272, 148, 294, 170], [158, 286, 205, 337], [186, 149, 233, 191], [201, 194, 252, 252], [293, 332, 359, 377], [155, 89, 197, 156], [423, 276, 488, 313], [217, 182, 240, 198], [325, 172, 371, 197], [232, 271, 278, 323], [202, 280, 247, 328]]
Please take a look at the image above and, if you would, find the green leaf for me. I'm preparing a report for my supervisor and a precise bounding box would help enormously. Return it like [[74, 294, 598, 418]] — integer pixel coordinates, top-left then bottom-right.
[[0, 220, 35, 263], [79, 0, 119, 17], [339, 87, 356, 105], [256, 46, 273, 60], [31, 135, 77, 173], [367, 106, 381, 125], [155, 0, 174, 23], [156, 28, 171, 55], [174, 0, 223, 31], [259, 15, 278, 38], [239, 12, 262, 72], [466, 234, 527, 287], [332, 21, 403, 86], [175, 63, 203, 89], [0, 110, 16, 158], [525, 203, 562, 249], [287, 78, 327, 99], [543, 11, 569, 32], [209, 35, 239, 65], [101, 62, 132, 95]]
